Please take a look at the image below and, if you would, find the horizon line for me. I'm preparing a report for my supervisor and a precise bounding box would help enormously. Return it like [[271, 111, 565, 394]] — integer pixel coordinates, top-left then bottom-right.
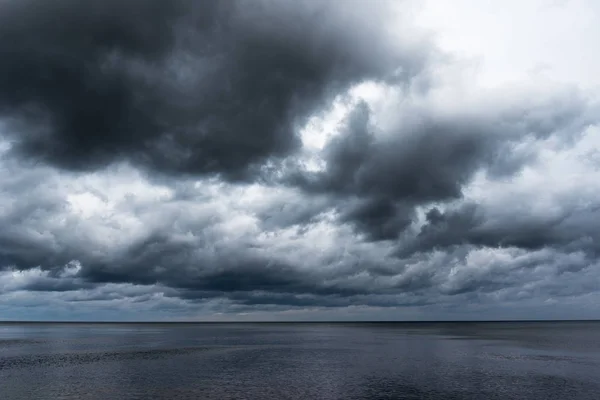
[[1, 319, 599, 324]]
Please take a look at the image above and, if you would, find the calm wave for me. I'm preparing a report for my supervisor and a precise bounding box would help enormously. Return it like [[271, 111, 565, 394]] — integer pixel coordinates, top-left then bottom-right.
[[1, 322, 599, 399]]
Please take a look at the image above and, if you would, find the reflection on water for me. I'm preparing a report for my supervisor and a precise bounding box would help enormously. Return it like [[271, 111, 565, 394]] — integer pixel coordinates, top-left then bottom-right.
[[1, 322, 599, 399]]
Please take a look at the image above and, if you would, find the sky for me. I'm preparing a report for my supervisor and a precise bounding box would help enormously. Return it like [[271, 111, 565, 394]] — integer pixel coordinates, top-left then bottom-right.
[[0, 0, 599, 321]]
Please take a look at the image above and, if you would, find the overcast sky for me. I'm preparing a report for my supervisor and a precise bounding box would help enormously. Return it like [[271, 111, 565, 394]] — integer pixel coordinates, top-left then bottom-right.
[[1, 0, 599, 321]]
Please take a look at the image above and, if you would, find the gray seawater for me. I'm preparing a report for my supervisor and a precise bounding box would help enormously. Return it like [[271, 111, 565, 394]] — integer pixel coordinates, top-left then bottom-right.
[[1, 322, 599, 399]]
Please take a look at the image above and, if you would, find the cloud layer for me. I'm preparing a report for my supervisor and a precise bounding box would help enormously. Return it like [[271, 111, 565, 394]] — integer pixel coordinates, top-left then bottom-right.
[[0, 0, 599, 321], [0, 0, 419, 179]]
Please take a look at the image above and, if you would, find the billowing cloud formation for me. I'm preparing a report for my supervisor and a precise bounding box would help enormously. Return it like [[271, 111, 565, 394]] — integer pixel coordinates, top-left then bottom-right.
[[0, 0, 418, 180], [285, 86, 594, 241], [0, 0, 599, 321]]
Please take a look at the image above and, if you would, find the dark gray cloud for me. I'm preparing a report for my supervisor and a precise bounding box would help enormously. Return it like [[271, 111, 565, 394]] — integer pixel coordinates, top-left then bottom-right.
[[284, 93, 593, 241], [398, 202, 600, 258], [0, 0, 416, 180]]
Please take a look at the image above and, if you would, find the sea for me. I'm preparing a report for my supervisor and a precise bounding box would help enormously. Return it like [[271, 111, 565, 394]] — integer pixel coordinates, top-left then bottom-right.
[[1, 321, 599, 399]]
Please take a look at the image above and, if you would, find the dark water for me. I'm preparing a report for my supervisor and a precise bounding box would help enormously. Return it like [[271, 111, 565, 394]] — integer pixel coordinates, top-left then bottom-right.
[[1, 322, 599, 399]]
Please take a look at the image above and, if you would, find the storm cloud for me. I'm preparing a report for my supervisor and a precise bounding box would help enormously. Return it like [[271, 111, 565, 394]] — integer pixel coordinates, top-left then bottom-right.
[[285, 88, 593, 241], [0, 0, 599, 321], [0, 0, 417, 179]]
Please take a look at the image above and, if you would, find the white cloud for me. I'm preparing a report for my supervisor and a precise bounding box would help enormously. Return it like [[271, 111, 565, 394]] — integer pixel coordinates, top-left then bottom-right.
[[416, 0, 600, 90]]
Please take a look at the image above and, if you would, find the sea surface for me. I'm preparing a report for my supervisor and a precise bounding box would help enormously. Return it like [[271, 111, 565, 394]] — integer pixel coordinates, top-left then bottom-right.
[[1, 321, 599, 399]]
